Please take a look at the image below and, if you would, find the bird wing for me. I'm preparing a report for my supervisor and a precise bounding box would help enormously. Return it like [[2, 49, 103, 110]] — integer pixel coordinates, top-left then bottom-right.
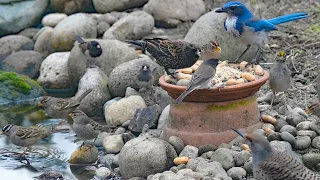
[[188, 64, 215, 89], [244, 17, 278, 32], [145, 38, 179, 57], [16, 126, 48, 140], [55, 99, 80, 109]]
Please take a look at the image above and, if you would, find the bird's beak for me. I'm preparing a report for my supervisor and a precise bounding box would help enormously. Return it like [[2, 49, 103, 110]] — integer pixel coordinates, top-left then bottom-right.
[[68, 113, 72, 118], [232, 128, 245, 138], [143, 66, 148, 71], [215, 7, 226, 13], [1, 132, 4, 135], [306, 108, 311, 115], [215, 47, 221, 52], [39, 103, 43, 107]]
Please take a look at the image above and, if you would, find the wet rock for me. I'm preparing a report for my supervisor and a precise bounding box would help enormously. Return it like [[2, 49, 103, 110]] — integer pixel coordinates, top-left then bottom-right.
[[0, 0, 49, 36], [108, 56, 163, 97], [38, 52, 71, 89], [243, 157, 253, 174], [144, 0, 205, 22], [279, 125, 297, 136], [50, 0, 94, 15], [312, 136, 320, 149], [18, 28, 39, 39], [105, 95, 146, 126], [103, 134, 124, 154], [198, 144, 218, 156], [129, 104, 162, 132], [280, 132, 295, 145], [168, 136, 185, 155], [297, 130, 317, 139], [42, 13, 67, 27], [34, 27, 56, 57], [302, 153, 320, 171], [294, 136, 311, 150], [51, 13, 97, 51], [2, 51, 44, 78], [69, 144, 98, 164], [103, 11, 154, 41], [119, 136, 177, 179], [68, 39, 138, 84], [233, 150, 251, 167], [77, 67, 112, 118], [93, 0, 148, 13], [0, 35, 34, 60], [95, 167, 111, 179], [211, 148, 235, 170], [227, 167, 246, 180], [179, 145, 198, 159], [184, 11, 256, 62], [38, 170, 64, 180]]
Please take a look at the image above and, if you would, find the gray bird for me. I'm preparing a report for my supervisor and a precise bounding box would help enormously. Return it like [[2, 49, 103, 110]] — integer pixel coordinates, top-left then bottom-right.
[[137, 64, 155, 90], [39, 89, 92, 120], [232, 128, 320, 180], [269, 51, 291, 107], [174, 58, 219, 104], [68, 110, 115, 147]]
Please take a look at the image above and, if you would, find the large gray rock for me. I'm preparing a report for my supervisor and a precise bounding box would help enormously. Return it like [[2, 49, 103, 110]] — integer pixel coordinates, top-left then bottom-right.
[[1, 51, 44, 79], [184, 11, 256, 61], [0, 0, 49, 37], [0, 35, 34, 60], [129, 104, 162, 132], [0, 71, 45, 105], [119, 136, 177, 179], [108, 56, 164, 97], [103, 11, 154, 41], [41, 13, 67, 27], [18, 28, 40, 39], [93, 0, 148, 13], [34, 27, 56, 57], [37, 52, 71, 89], [104, 95, 146, 126], [76, 67, 112, 118], [211, 148, 235, 170], [51, 13, 97, 51], [143, 0, 205, 21], [68, 39, 138, 84], [50, 0, 95, 15]]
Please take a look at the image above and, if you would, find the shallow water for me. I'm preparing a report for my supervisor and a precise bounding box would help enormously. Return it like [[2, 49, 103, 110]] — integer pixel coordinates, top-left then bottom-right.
[[0, 105, 81, 180]]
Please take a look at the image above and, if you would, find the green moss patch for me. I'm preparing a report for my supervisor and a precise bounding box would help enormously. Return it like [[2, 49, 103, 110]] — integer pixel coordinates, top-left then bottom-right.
[[0, 71, 38, 95]]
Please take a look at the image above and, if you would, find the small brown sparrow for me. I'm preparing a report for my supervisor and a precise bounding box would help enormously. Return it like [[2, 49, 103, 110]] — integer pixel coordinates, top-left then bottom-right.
[[307, 103, 320, 118]]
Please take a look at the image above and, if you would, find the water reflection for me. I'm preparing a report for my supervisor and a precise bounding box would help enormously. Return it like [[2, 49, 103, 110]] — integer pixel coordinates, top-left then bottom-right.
[[0, 105, 80, 179]]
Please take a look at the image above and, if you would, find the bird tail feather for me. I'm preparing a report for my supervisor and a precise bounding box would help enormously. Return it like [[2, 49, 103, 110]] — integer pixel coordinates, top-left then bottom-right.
[[125, 40, 147, 51], [174, 88, 194, 104], [268, 12, 308, 25], [75, 36, 85, 44], [77, 89, 93, 102]]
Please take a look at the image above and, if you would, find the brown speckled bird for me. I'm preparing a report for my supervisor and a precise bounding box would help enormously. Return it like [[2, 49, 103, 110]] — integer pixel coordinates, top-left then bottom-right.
[[269, 51, 291, 107], [233, 128, 320, 180], [126, 38, 202, 76]]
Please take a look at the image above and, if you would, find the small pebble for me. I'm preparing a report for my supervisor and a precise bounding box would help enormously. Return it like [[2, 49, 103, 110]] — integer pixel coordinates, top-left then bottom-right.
[[286, 114, 305, 127], [233, 150, 251, 166], [294, 136, 311, 150], [279, 125, 297, 136], [274, 118, 289, 132], [173, 157, 190, 165], [179, 145, 199, 159], [198, 144, 217, 156], [302, 153, 320, 171], [227, 167, 247, 180], [312, 136, 320, 149], [168, 136, 185, 154], [262, 123, 275, 131], [280, 132, 295, 145], [297, 130, 317, 139], [267, 132, 282, 141], [95, 167, 111, 179], [243, 157, 253, 174]]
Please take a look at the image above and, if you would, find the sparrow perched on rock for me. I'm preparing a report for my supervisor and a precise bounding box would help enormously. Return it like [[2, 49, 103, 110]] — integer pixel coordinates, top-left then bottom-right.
[[1, 124, 52, 164], [68, 110, 115, 147], [232, 128, 320, 179], [269, 51, 291, 107], [137, 64, 155, 90], [39, 89, 92, 120], [307, 103, 320, 118], [75, 36, 102, 58], [126, 38, 202, 76]]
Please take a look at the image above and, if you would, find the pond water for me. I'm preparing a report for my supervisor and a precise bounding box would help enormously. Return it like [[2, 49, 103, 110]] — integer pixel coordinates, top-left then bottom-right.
[[0, 105, 81, 180]]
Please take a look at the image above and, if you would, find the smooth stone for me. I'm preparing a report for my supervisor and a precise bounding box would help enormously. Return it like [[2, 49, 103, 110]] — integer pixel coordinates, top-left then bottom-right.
[[42, 13, 67, 27], [98, 13, 118, 25], [297, 130, 317, 139], [312, 136, 320, 149], [154, 87, 170, 110], [286, 113, 305, 127], [179, 145, 199, 159], [38, 170, 64, 180], [227, 167, 246, 180], [296, 121, 312, 131], [129, 104, 162, 132], [98, 154, 115, 168], [69, 144, 98, 164], [93, 0, 148, 13], [97, 21, 110, 36], [195, 161, 228, 177], [243, 157, 253, 174], [186, 157, 207, 171], [211, 148, 235, 170], [294, 136, 311, 150], [274, 118, 289, 132], [280, 132, 296, 145], [95, 167, 111, 179], [103, 134, 124, 154], [18, 28, 40, 39], [157, 105, 170, 129], [198, 144, 218, 156], [177, 168, 205, 180], [267, 132, 282, 141], [279, 125, 297, 136], [302, 153, 320, 171], [113, 154, 119, 167], [125, 87, 139, 97], [168, 136, 185, 154], [50, 0, 94, 15], [34, 27, 55, 57], [262, 123, 275, 131], [0, 35, 33, 59], [310, 123, 320, 135], [176, 79, 190, 86], [233, 150, 251, 167], [114, 127, 126, 135]]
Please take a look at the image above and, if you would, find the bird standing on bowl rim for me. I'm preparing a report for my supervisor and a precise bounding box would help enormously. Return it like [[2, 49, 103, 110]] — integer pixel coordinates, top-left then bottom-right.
[[126, 38, 203, 77], [174, 42, 221, 104], [1, 124, 52, 164], [232, 128, 320, 179], [136, 63, 155, 91], [68, 110, 116, 148], [39, 89, 92, 120], [215, 1, 308, 65], [269, 50, 291, 109]]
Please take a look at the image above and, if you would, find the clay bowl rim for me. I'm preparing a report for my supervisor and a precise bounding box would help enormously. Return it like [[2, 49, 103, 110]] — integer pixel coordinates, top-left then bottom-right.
[[159, 70, 270, 94]]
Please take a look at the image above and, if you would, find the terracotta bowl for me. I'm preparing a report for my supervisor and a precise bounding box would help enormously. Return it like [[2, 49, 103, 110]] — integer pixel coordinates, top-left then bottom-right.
[[159, 70, 269, 102]]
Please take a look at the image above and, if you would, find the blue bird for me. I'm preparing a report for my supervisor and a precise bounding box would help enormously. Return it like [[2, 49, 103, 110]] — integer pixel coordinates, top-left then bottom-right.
[[215, 1, 308, 64]]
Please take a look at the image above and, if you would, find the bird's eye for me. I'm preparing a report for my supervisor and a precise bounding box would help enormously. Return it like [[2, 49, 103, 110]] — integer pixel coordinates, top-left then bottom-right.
[[230, 6, 236, 10], [97, 45, 101, 49]]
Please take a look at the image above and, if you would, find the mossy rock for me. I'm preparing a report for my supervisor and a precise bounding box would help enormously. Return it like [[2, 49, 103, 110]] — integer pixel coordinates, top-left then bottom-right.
[[0, 71, 45, 104], [69, 144, 98, 165]]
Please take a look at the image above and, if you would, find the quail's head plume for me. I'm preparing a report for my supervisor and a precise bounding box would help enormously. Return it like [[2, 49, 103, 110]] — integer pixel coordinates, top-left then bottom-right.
[[75, 36, 102, 57]]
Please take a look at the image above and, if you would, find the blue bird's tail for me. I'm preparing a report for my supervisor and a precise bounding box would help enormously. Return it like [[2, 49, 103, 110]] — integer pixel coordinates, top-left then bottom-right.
[[268, 12, 308, 25]]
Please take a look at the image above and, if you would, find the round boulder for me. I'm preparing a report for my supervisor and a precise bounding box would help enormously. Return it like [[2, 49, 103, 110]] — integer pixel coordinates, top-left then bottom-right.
[[1, 51, 44, 79], [184, 11, 256, 61], [0, 35, 34, 60], [41, 13, 67, 27], [50, 0, 95, 15], [108, 55, 164, 97], [119, 136, 177, 179], [51, 13, 97, 51], [0, 0, 49, 36], [103, 11, 154, 41], [34, 27, 56, 57], [93, 0, 148, 13], [68, 39, 138, 83]]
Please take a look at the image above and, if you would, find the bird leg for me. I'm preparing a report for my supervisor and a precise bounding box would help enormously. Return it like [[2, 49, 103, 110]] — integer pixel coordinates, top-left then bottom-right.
[[252, 47, 262, 65], [19, 147, 31, 165], [234, 45, 251, 62], [165, 67, 177, 79], [270, 91, 276, 109], [283, 91, 288, 114]]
